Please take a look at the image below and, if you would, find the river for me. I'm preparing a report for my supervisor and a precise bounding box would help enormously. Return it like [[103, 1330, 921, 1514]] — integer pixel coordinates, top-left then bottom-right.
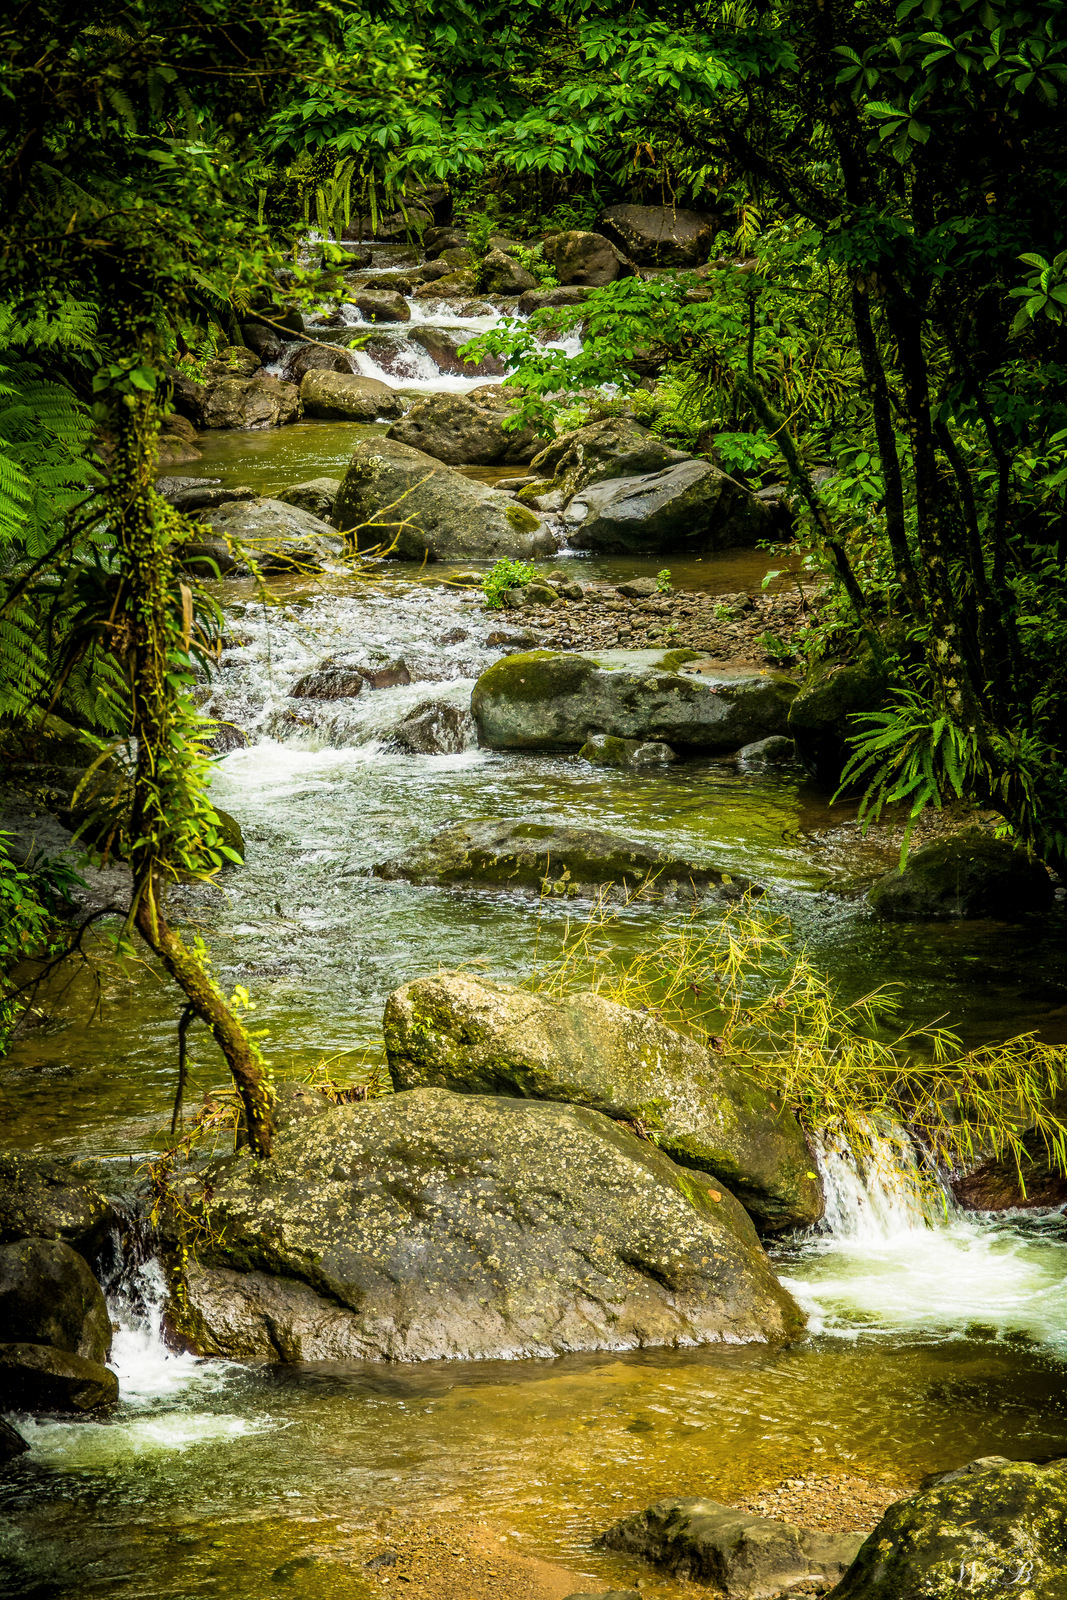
[[2, 259, 1067, 1600]]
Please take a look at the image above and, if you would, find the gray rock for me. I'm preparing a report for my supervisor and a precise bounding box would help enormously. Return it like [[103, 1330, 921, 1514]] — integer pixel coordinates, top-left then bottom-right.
[[830, 1456, 1067, 1599], [600, 1498, 864, 1598], [165, 1088, 803, 1361], [176, 535, 238, 577], [738, 735, 799, 768], [787, 642, 888, 784], [518, 286, 594, 316], [384, 969, 822, 1232], [0, 1154, 114, 1254], [157, 481, 256, 513], [200, 371, 300, 430], [283, 343, 352, 385], [0, 1416, 28, 1462], [299, 370, 402, 421], [276, 477, 342, 522], [530, 418, 688, 507], [351, 289, 411, 323], [546, 230, 632, 286], [616, 577, 660, 599], [0, 1238, 112, 1364], [580, 733, 677, 767], [241, 322, 285, 362], [598, 204, 718, 267], [480, 249, 536, 294], [471, 650, 798, 752], [565, 460, 772, 554], [423, 227, 470, 260], [387, 388, 536, 466], [408, 327, 507, 378], [334, 437, 556, 562], [291, 668, 365, 699], [0, 1342, 118, 1412], [868, 831, 1054, 920], [374, 816, 755, 899], [192, 498, 343, 572], [388, 701, 474, 754], [412, 270, 479, 301]]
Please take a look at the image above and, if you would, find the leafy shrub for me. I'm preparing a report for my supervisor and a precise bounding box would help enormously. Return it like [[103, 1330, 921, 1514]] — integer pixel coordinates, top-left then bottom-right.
[[0, 835, 66, 1052], [656, 568, 672, 593], [483, 557, 536, 609]]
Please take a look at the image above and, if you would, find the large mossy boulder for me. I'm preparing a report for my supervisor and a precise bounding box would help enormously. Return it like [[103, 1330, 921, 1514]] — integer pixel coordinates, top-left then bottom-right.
[[299, 370, 402, 421], [0, 1238, 112, 1365], [597, 204, 718, 267], [387, 388, 537, 466], [384, 971, 823, 1233], [868, 831, 1054, 920], [545, 230, 632, 286], [333, 436, 555, 561], [787, 643, 887, 784], [0, 1343, 118, 1413], [528, 418, 690, 510], [201, 372, 300, 430], [830, 1456, 1067, 1599], [373, 818, 756, 900], [471, 650, 798, 753], [166, 1088, 803, 1361], [0, 1153, 114, 1254], [599, 1498, 863, 1597], [192, 498, 343, 571], [563, 459, 771, 554]]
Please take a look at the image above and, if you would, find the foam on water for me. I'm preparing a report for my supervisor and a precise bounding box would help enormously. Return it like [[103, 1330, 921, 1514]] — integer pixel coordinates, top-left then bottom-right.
[[784, 1128, 1067, 1349]]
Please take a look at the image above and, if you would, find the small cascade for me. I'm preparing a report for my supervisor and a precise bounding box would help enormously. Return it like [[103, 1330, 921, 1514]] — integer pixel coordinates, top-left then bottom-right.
[[815, 1121, 956, 1243]]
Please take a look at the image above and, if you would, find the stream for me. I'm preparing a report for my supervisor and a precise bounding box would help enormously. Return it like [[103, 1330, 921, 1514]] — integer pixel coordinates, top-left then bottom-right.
[[3, 258, 1067, 1599]]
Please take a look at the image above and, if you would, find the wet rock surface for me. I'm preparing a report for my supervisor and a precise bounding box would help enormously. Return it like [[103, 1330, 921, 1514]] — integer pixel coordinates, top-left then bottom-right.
[[300, 370, 403, 421], [0, 1153, 114, 1253], [276, 477, 341, 522], [192, 498, 343, 571], [867, 830, 1054, 920], [388, 388, 536, 465], [0, 1341, 118, 1413], [0, 1237, 112, 1365], [598, 203, 718, 267], [564, 459, 772, 555], [471, 650, 798, 752], [167, 1087, 803, 1361], [579, 733, 677, 766], [384, 969, 823, 1232], [387, 700, 474, 754]]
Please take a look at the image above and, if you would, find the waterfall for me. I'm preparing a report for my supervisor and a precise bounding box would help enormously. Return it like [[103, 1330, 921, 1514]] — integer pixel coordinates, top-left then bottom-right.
[[815, 1121, 956, 1243]]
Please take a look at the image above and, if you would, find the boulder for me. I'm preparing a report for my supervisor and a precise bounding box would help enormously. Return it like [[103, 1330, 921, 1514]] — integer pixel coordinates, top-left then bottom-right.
[[276, 477, 342, 522], [0, 1343, 118, 1413], [530, 418, 689, 509], [241, 322, 285, 363], [0, 1416, 28, 1462], [200, 371, 300, 430], [738, 735, 799, 768], [351, 289, 411, 323], [867, 831, 1054, 920], [383, 971, 822, 1232], [193, 499, 343, 571], [299, 370, 402, 421], [471, 650, 798, 753], [333, 437, 556, 562], [374, 817, 756, 900], [157, 413, 201, 466], [787, 643, 888, 784], [388, 701, 474, 755], [387, 389, 536, 466], [0, 1154, 114, 1254], [408, 327, 507, 377], [176, 535, 238, 578], [518, 285, 594, 316], [599, 1499, 863, 1598], [598, 204, 718, 267], [165, 1088, 803, 1361], [580, 733, 677, 767], [0, 1237, 112, 1365], [481, 249, 536, 294], [283, 343, 352, 385], [291, 667, 365, 699], [830, 1455, 1067, 1599], [157, 480, 256, 513], [616, 576, 660, 599], [413, 270, 479, 300], [564, 460, 772, 554], [203, 345, 261, 380], [546, 230, 632, 287], [423, 227, 471, 260]]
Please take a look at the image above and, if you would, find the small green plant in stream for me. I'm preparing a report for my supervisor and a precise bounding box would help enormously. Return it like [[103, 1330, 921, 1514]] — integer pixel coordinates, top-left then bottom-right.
[[484, 558, 536, 610], [656, 569, 672, 593]]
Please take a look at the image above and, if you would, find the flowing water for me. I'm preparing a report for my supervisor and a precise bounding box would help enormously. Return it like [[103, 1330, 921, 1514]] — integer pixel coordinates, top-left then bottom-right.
[[3, 256, 1067, 1598]]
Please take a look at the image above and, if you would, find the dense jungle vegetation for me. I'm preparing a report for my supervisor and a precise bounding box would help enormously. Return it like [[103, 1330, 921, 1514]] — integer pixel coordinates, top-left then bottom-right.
[[1, 0, 1065, 1149]]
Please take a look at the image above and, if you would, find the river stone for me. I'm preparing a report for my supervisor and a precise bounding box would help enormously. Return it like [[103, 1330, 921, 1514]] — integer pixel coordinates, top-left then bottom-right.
[[299, 370, 402, 421], [387, 390, 536, 466], [334, 437, 556, 562], [241, 322, 285, 362], [388, 701, 474, 754], [471, 651, 798, 752], [546, 230, 631, 287], [0, 1153, 114, 1254], [530, 418, 689, 509], [193, 498, 343, 571], [563, 1594, 640, 1600], [953, 1110, 1067, 1210], [580, 733, 677, 767], [373, 818, 755, 900], [157, 413, 201, 466], [292, 667, 365, 699], [564, 460, 771, 554], [276, 477, 342, 522], [598, 204, 719, 267], [166, 1088, 803, 1361], [408, 327, 507, 378], [0, 1416, 28, 1462], [412, 269, 478, 300], [351, 288, 411, 323], [0, 1238, 112, 1363], [787, 642, 888, 784], [282, 342, 351, 385], [830, 1455, 1067, 1599], [738, 735, 799, 768], [518, 285, 594, 316], [158, 479, 256, 514], [599, 1499, 863, 1598], [867, 831, 1054, 920], [200, 371, 300, 430], [0, 1343, 118, 1412], [383, 971, 821, 1233], [481, 249, 536, 294]]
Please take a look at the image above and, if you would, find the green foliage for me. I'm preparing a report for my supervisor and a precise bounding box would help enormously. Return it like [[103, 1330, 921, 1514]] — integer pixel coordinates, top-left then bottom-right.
[[483, 557, 537, 610], [0, 835, 66, 1052], [655, 568, 672, 593]]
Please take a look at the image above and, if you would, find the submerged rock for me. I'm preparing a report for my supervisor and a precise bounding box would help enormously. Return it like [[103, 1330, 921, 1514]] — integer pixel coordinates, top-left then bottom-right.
[[387, 388, 536, 466], [0, 1238, 112, 1366], [383, 971, 822, 1232], [599, 1498, 863, 1598], [580, 733, 677, 767], [388, 701, 474, 754], [0, 1416, 28, 1462], [408, 327, 506, 378], [831, 1455, 1067, 1599], [192, 498, 343, 572], [471, 650, 798, 752], [334, 437, 555, 562], [867, 831, 1054, 920], [167, 1088, 803, 1361], [373, 818, 754, 900]]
